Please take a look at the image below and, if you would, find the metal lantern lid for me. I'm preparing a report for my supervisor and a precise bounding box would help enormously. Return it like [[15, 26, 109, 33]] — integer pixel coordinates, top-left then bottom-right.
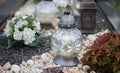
[[58, 11, 76, 29], [80, 0, 97, 9]]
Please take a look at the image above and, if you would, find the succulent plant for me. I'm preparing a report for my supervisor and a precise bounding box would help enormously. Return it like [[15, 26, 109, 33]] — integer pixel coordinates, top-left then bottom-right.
[[81, 32, 120, 73]]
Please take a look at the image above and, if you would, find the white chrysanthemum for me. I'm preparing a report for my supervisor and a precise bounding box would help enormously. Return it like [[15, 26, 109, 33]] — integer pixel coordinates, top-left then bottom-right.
[[16, 20, 28, 28], [13, 30, 22, 41], [23, 27, 36, 45], [33, 21, 41, 32], [4, 21, 11, 37]]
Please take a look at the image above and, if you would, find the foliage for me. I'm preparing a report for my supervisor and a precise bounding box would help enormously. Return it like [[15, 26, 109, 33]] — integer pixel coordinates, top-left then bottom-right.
[[4, 15, 44, 48], [81, 32, 120, 73], [109, 0, 120, 13]]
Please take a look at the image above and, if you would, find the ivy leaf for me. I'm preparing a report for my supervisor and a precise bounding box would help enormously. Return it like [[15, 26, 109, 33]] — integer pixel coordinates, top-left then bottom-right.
[[7, 38, 17, 49]]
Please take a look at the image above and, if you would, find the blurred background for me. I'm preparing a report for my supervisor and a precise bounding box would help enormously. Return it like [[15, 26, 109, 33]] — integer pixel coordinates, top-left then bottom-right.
[[109, 0, 120, 12]]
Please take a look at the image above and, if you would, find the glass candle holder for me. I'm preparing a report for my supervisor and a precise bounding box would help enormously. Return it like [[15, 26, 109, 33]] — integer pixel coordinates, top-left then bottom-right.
[[51, 11, 82, 66], [35, 1, 59, 23]]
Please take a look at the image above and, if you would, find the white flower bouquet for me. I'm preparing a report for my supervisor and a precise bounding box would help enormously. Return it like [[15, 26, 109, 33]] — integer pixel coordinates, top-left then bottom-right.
[[53, 0, 69, 14], [53, 0, 68, 8], [4, 15, 44, 48]]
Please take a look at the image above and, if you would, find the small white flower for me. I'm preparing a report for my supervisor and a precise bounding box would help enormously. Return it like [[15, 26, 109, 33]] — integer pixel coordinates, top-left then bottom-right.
[[21, 15, 27, 19], [13, 30, 22, 41], [23, 27, 36, 45]]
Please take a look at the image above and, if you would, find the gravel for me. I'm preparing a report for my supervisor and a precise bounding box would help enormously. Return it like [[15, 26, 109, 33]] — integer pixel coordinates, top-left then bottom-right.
[[0, 31, 51, 66]]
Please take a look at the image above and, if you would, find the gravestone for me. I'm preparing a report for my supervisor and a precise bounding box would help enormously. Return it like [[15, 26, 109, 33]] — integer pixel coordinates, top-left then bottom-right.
[[0, 0, 26, 30]]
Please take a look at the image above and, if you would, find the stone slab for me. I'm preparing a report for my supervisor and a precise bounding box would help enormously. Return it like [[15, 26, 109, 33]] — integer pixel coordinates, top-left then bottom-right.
[[0, 0, 26, 30], [97, 1, 120, 33]]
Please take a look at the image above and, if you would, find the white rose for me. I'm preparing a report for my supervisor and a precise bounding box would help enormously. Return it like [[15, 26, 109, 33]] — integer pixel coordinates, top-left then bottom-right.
[[13, 30, 22, 41], [23, 27, 36, 45], [4, 21, 11, 37], [33, 21, 41, 32], [16, 20, 28, 28]]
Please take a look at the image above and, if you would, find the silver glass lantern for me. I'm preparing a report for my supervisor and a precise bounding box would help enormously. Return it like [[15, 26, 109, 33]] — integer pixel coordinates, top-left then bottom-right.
[[51, 11, 82, 66]]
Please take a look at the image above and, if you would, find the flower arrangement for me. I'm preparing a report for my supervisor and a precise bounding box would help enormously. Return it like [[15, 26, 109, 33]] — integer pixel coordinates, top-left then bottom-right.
[[4, 15, 44, 48], [81, 32, 120, 73], [53, 0, 70, 14], [53, 0, 68, 8]]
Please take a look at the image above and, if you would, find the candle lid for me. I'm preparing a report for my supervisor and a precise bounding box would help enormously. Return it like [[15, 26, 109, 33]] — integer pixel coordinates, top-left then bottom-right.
[[58, 11, 76, 29]]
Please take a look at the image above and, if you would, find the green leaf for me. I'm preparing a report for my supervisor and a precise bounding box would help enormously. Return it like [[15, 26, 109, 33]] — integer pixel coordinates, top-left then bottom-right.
[[28, 35, 40, 47], [7, 38, 17, 48]]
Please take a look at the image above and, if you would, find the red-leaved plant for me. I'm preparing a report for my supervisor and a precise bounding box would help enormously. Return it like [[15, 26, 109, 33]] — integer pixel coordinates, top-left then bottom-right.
[[81, 32, 120, 73]]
